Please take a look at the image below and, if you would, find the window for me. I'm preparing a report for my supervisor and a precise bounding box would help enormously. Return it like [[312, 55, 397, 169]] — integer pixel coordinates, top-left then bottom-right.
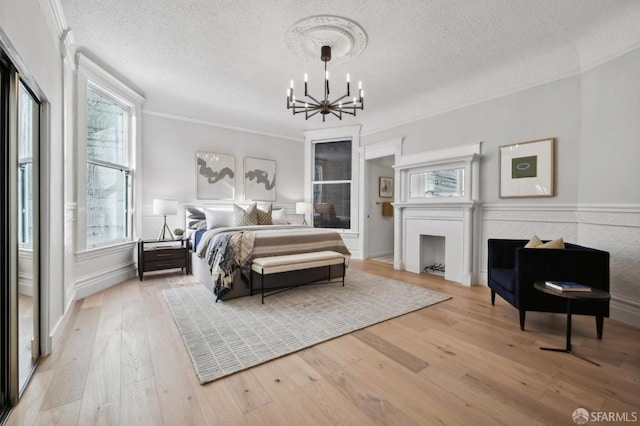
[[312, 140, 352, 229], [85, 87, 131, 246], [76, 54, 143, 251]]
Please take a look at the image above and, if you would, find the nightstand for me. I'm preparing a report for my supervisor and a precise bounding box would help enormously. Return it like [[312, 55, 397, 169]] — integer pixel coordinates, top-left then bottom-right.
[[138, 239, 190, 281]]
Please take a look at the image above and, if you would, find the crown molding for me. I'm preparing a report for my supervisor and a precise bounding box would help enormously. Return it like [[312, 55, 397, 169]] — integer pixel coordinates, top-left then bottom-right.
[[47, 0, 75, 49], [142, 110, 303, 143]]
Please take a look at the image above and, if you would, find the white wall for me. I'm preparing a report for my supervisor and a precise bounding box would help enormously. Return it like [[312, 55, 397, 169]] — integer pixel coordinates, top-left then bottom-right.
[[364, 76, 582, 205], [362, 48, 640, 326], [365, 158, 394, 258], [576, 49, 640, 325], [578, 49, 640, 204], [1, 0, 65, 353], [141, 113, 305, 238]]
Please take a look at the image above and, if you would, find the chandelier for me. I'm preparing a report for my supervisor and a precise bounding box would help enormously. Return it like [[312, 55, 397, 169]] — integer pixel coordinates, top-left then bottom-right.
[[286, 45, 363, 121]]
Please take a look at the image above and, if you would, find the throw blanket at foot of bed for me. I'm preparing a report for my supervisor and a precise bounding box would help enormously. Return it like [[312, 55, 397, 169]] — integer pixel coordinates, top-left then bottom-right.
[[206, 230, 255, 300]]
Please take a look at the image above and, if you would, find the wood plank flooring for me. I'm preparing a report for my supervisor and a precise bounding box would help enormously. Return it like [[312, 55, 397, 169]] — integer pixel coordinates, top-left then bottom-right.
[[7, 261, 640, 425]]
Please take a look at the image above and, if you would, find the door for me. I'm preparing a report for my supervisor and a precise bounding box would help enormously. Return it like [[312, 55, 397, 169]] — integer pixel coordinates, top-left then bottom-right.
[[0, 51, 11, 423], [0, 49, 41, 419]]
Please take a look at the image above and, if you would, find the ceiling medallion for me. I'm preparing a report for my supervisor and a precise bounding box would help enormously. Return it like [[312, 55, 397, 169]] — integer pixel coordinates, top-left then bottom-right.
[[285, 15, 367, 64]]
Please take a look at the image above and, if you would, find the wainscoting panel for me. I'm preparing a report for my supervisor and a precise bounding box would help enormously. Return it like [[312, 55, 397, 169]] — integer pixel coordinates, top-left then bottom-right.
[[74, 242, 137, 300]]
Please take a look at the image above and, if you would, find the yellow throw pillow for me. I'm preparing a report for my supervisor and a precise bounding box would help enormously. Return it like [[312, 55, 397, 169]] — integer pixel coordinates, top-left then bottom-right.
[[525, 235, 543, 248], [535, 237, 565, 249]]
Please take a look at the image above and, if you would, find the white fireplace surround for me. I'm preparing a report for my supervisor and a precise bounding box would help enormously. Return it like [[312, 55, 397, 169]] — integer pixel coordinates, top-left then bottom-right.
[[393, 143, 482, 286]]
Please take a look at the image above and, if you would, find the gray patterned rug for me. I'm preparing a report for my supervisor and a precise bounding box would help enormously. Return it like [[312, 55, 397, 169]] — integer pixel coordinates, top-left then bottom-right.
[[163, 271, 450, 384]]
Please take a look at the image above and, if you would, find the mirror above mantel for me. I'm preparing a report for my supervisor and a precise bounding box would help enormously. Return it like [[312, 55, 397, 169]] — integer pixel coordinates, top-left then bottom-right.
[[394, 142, 482, 205], [409, 167, 465, 199]]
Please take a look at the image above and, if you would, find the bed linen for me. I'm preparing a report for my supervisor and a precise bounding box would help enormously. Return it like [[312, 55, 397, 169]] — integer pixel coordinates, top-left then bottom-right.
[[195, 225, 351, 300]]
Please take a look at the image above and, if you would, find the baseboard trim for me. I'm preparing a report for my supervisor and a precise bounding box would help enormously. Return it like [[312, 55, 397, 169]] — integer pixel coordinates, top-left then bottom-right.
[[74, 261, 137, 300], [610, 294, 640, 327]]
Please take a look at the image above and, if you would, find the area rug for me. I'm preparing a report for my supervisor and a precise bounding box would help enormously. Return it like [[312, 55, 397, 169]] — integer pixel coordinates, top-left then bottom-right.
[[163, 271, 450, 384]]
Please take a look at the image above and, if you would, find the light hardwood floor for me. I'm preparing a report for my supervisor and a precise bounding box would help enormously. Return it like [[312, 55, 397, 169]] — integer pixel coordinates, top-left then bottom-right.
[[7, 261, 640, 425]]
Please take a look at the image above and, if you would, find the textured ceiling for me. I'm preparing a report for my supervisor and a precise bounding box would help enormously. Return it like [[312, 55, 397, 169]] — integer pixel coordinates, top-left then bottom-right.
[[60, 0, 640, 140]]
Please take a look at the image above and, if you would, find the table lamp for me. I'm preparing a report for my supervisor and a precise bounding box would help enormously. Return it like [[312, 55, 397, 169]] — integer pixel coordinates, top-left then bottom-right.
[[295, 202, 313, 226], [153, 199, 178, 240]]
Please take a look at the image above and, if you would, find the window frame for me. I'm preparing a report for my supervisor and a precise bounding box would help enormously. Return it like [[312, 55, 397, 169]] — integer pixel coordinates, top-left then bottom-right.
[[303, 126, 361, 234], [311, 140, 353, 229], [76, 54, 144, 252]]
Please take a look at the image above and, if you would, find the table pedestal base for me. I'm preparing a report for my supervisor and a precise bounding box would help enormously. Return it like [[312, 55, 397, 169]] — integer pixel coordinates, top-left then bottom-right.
[[539, 347, 600, 366]]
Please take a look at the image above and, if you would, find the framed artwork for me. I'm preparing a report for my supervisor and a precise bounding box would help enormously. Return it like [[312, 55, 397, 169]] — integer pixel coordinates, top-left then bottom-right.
[[195, 152, 235, 200], [499, 138, 554, 198], [379, 177, 393, 198], [244, 157, 276, 201]]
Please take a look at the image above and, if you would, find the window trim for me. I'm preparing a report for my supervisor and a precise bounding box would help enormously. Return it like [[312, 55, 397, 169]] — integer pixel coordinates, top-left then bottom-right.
[[76, 54, 144, 252], [303, 125, 361, 234]]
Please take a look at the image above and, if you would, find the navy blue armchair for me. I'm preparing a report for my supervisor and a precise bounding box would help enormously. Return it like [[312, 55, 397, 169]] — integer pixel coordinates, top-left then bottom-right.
[[487, 239, 610, 338]]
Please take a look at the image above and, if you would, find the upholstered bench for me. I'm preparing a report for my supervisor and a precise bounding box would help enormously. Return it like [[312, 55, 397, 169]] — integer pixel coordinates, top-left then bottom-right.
[[250, 251, 346, 303]]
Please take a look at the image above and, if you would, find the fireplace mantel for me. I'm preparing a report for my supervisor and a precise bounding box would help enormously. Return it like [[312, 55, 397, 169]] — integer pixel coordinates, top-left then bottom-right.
[[393, 143, 482, 286]]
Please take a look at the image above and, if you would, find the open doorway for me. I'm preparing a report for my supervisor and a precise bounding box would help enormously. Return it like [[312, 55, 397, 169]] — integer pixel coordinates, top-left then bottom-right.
[[358, 137, 401, 264], [366, 155, 394, 263]]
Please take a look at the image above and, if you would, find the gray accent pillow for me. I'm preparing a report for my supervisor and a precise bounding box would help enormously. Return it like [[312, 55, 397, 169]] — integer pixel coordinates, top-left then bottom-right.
[[234, 203, 258, 226], [257, 204, 273, 225]]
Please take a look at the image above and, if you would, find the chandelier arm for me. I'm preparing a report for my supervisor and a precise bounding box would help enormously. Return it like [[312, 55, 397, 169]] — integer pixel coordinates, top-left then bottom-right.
[[328, 110, 342, 120], [339, 109, 355, 116], [306, 94, 322, 105], [306, 110, 322, 119], [329, 94, 350, 105]]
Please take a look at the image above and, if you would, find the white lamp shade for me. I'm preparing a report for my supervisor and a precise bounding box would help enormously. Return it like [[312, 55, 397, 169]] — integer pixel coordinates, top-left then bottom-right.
[[153, 199, 178, 216], [295, 202, 313, 214]]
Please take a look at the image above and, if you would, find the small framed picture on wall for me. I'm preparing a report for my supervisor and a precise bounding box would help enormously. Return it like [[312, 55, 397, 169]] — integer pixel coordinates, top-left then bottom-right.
[[379, 177, 393, 198]]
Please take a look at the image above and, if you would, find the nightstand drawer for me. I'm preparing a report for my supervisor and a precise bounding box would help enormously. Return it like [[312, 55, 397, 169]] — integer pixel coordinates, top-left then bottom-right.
[[144, 248, 184, 261], [144, 259, 186, 272]]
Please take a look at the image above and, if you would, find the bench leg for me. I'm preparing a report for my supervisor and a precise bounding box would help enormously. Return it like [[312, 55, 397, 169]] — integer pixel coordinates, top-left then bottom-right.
[[342, 259, 345, 286], [250, 270, 253, 296], [261, 272, 265, 304]]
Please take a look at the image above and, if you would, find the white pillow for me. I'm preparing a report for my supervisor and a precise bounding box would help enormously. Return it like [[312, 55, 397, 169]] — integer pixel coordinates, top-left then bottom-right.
[[204, 209, 234, 229], [271, 209, 288, 225]]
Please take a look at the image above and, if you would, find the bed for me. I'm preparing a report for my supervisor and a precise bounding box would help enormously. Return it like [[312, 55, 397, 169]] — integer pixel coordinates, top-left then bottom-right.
[[186, 205, 351, 300]]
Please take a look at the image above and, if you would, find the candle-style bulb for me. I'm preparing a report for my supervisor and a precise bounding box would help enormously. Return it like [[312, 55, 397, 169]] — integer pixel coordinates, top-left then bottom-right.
[[361, 89, 364, 98], [290, 80, 294, 89], [304, 73, 308, 82], [358, 81, 362, 89], [326, 70, 329, 80], [346, 73, 350, 83]]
